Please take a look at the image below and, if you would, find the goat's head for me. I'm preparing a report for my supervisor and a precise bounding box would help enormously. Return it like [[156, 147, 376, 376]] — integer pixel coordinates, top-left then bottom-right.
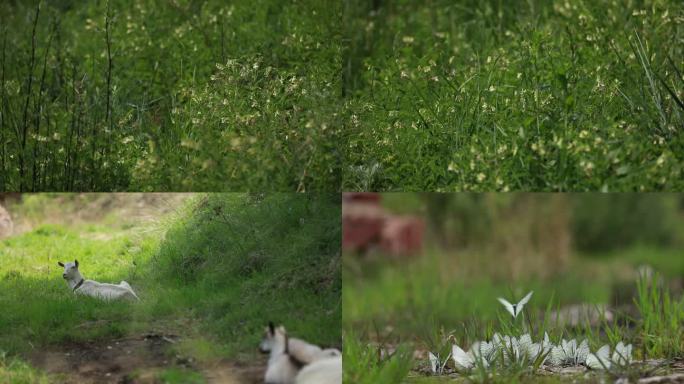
[[259, 321, 287, 354], [57, 260, 79, 280]]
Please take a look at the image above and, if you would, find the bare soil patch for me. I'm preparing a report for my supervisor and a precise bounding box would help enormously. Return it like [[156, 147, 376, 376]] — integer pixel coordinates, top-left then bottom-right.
[[29, 332, 263, 384]]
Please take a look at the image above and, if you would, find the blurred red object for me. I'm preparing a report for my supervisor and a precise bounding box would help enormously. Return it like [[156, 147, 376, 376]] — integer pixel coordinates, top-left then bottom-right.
[[342, 193, 424, 256], [380, 216, 425, 256]]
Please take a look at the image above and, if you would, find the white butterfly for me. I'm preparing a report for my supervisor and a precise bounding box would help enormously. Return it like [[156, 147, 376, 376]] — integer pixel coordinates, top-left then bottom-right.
[[611, 342, 633, 365], [549, 338, 589, 366], [498, 334, 522, 362], [493, 333, 538, 363], [585, 344, 611, 369], [497, 291, 534, 318], [527, 332, 553, 365], [517, 334, 534, 357], [469, 340, 495, 368], [428, 351, 451, 375], [451, 344, 474, 371]]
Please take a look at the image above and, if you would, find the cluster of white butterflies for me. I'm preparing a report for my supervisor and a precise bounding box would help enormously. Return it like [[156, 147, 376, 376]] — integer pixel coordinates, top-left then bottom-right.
[[429, 333, 633, 374], [427, 291, 634, 375]]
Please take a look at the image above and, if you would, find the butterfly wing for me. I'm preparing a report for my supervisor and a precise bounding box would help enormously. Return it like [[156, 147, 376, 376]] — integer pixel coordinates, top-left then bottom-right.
[[478, 341, 495, 363], [576, 339, 590, 365], [517, 334, 533, 359], [452, 344, 473, 370], [497, 297, 516, 317], [595, 344, 611, 369], [586, 344, 610, 369], [612, 342, 626, 365], [585, 353, 600, 369], [428, 351, 439, 374], [517, 291, 534, 309], [613, 342, 633, 365], [623, 344, 633, 364], [549, 344, 564, 366]]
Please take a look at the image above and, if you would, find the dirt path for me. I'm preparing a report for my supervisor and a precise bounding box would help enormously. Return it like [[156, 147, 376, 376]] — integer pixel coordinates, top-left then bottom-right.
[[28, 332, 263, 384]]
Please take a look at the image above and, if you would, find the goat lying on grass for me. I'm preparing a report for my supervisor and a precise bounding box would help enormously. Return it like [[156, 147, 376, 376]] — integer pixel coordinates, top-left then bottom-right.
[[262, 323, 302, 384], [260, 322, 341, 384], [294, 355, 342, 384], [57, 259, 140, 301], [260, 322, 328, 364]]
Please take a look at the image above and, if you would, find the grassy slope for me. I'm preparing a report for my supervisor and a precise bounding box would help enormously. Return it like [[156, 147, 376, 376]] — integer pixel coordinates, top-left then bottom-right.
[[0, 193, 341, 382], [0, 0, 341, 191], [140, 193, 342, 356], [344, 0, 684, 191]]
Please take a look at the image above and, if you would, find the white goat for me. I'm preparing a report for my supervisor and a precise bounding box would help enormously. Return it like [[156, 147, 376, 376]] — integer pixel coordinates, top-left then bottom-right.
[[262, 324, 302, 384], [294, 355, 342, 384], [57, 259, 140, 301], [260, 322, 324, 364], [309, 348, 341, 361], [260, 323, 342, 384]]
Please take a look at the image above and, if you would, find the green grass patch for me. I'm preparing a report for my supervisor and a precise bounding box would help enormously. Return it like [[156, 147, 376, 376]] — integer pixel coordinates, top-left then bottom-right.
[[0, 352, 52, 384], [157, 367, 206, 384], [635, 272, 684, 358], [343, 334, 413, 384], [0, 224, 146, 354]]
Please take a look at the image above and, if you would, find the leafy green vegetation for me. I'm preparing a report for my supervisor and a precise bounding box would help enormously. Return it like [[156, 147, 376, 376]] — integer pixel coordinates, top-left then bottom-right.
[[0, 0, 341, 191], [343, 0, 684, 191], [0, 193, 340, 381]]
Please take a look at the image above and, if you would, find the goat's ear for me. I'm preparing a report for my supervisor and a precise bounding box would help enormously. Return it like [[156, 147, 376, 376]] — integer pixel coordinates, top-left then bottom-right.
[[268, 321, 275, 335], [57, 261, 64, 267], [74, 259, 79, 268]]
